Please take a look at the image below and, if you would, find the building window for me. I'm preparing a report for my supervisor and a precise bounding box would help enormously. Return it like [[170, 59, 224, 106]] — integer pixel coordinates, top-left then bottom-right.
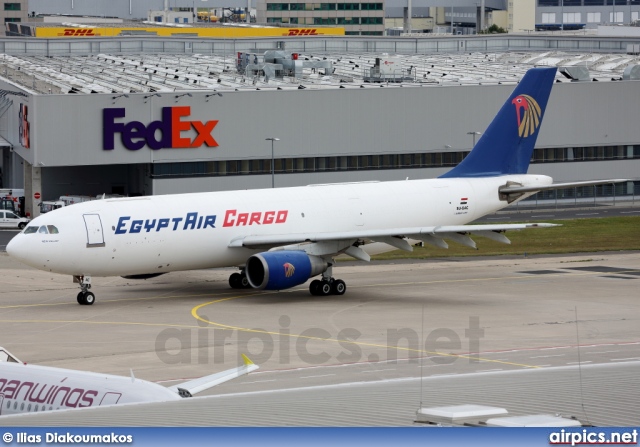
[[4, 17, 20, 22], [610, 11, 624, 22], [314, 17, 337, 24], [313, 3, 336, 10], [541, 13, 556, 24], [584, 0, 605, 5], [538, 0, 559, 6], [338, 3, 359, 9], [4, 3, 20, 10], [267, 3, 289, 10], [338, 17, 360, 24], [360, 2, 383, 10], [587, 12, 602, 23], [266, 17, 283, 23], [563, 0, 581, 6], [360, 17, 383, 24], [289, 3, 305, 10], [563, 12, 581, 23]]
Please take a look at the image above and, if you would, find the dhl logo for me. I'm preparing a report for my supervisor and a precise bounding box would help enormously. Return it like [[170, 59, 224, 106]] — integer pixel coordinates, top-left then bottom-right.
[[58, 29, 98, 37], [284, 29, 321, 36]]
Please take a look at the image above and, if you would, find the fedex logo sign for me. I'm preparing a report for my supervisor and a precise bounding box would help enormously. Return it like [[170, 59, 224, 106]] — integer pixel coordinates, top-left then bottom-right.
[[103, 107, 219, 151]]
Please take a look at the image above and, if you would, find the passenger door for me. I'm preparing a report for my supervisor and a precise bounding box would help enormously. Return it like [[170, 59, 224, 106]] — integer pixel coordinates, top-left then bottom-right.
[[83, 214, 105, 247], [0, 211, 6, 228]]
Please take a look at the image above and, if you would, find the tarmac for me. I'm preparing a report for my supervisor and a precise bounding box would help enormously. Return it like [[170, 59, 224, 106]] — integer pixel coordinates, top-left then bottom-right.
[[0, 250, 638, 426]]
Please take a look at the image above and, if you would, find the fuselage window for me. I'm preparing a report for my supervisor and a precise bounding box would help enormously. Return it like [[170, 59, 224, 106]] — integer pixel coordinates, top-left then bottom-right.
[[34, 405, 38, 412], [24, 226, 38, 234], [20, 402, 24, 411], [38, 226, 49, 234], [47, 225, 60, 234], [27, 404, 31, 411], [5, 401, 9, 409], [13, 401, 16, 410]]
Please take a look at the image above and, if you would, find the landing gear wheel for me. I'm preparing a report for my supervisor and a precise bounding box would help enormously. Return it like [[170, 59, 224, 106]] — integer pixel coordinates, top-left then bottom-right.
[[83, 292, 95, 305], [318, 281, 332, 296], [332, 279, 346, 295], [229, 273, 242, 289], [76, 292, 95, 305], [240, 275, 251, 289], [309, 279, 321, 296]]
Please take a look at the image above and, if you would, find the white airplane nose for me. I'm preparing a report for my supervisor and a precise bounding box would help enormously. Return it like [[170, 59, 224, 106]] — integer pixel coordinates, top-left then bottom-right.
[[6, 234, 26, 262]]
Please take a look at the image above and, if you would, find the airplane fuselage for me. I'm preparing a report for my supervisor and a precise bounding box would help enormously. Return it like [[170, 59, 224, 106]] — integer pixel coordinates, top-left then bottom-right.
[[0, 362, 178, 417], [8, 174, 551, 277]]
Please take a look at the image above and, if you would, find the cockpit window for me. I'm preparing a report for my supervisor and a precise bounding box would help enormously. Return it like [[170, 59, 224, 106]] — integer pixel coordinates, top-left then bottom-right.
[[47, 225, 59, 234], [38, 226, 48, 234], [24, 226, 38, 234]]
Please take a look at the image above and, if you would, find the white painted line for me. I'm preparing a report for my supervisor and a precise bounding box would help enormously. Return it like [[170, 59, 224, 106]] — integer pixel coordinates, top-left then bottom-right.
[[585, 350, 619, 355], [621, 211, 640, 214], [431, 373, 459, 377], [477, 369, 504, 372], [533, 364, 551, 367], [300, 374, 336, 379], [242, 380, 277, 384], [418, 364, 448, 368], [576, 213, 599, 216], [610, 358, 640, 362], [530, 354, 565, 358], [566, 361, 592, 365], [531, 215, 554, 218], [487, 217, 510, 220], [362, 369, 396, 373]]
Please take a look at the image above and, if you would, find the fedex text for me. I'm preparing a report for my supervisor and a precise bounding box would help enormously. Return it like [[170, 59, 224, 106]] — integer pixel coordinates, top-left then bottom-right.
[[103, 106, 219, 150]]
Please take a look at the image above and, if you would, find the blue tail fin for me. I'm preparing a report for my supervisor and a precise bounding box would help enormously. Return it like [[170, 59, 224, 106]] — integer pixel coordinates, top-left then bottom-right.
[[440, 67, 557, 178]]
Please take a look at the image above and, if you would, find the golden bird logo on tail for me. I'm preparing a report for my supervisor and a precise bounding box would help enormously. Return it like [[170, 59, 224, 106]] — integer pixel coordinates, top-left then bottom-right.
[[512, 94, 542, 138]]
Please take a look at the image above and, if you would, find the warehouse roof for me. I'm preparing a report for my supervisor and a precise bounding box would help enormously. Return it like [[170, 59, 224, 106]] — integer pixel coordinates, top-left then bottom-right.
[[0, 50, 638, 95]]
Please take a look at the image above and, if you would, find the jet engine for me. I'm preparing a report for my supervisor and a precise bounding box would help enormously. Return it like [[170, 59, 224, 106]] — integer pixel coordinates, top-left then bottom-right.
[[245, 251, 328, 290]]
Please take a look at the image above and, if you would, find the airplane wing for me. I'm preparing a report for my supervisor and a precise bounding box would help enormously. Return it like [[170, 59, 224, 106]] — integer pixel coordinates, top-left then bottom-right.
[[229, 223, 560, 260], [168, 354, 259, 398]]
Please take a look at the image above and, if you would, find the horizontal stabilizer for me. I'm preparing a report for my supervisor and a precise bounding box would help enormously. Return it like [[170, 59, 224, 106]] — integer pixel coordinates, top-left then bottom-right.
[[168, 354, 258, 397], [499, 178, 630, 195]]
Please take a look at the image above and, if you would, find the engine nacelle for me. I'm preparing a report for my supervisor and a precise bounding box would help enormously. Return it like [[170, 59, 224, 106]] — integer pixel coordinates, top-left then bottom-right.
[[246, 251, 327, 290]]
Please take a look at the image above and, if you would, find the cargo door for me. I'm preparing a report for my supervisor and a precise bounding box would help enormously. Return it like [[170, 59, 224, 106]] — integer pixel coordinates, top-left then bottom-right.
[[83, 214, 105, 247]]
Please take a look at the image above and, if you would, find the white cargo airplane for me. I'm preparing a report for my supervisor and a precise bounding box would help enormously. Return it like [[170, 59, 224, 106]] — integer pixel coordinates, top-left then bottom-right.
[[6, 67, 626, 304], [0, 347, 257, 417]]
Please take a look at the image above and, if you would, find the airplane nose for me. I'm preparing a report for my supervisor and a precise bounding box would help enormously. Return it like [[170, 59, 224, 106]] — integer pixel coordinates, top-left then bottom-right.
[[6, 234, 26, 262]]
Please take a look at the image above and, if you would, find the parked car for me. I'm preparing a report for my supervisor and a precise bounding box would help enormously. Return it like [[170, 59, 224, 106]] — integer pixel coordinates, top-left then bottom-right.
[[0, 210, 29, 229]]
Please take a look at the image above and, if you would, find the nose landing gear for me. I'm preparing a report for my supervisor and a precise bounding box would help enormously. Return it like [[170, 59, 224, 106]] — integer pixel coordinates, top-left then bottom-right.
[[74, 275, 95, 305]]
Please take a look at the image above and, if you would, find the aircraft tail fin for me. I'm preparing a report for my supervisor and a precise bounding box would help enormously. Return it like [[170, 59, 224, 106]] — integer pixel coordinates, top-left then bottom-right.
[[440, 67, 557, 178]]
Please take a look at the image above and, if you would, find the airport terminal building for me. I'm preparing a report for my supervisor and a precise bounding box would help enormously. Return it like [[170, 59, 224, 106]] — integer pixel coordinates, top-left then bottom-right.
[[0, 34, 639, 217]]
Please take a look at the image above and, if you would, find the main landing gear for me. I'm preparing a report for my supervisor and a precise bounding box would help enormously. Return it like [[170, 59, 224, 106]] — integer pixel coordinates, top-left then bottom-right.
[[74, 275, 95, 305], [229, 270, 251, 289], [309, 266, 346, 296]]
